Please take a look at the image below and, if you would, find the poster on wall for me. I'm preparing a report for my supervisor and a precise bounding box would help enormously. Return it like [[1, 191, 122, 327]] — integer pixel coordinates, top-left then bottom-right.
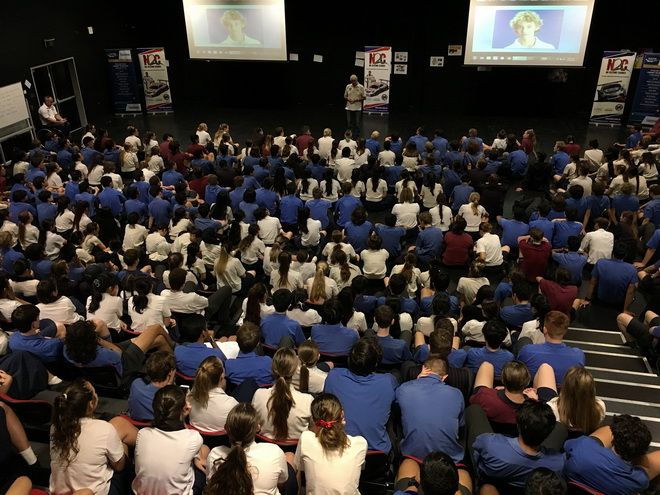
[[364, 46, 392, 114], [589, 51, 636, 126], [137, 47, 173, 113], [629, 53, 660, 124], [105, 49, 142, 114]]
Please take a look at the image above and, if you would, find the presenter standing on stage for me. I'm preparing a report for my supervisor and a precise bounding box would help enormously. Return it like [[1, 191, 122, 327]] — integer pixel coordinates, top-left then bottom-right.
[[344, 74, 366, 139]]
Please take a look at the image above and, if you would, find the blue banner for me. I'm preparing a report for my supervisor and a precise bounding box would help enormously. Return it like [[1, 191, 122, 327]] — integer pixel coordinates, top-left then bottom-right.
[[629, 53, 660, 124], [105, 48, 142, 114]]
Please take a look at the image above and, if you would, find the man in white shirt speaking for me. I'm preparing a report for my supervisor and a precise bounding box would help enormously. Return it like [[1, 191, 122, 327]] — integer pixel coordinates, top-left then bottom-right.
[[38, 95, 70, 135], [344, 74, 366, 139]]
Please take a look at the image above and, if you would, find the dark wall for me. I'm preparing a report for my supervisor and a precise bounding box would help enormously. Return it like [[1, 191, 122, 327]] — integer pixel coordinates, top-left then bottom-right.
[[0, 0, 656, 123]]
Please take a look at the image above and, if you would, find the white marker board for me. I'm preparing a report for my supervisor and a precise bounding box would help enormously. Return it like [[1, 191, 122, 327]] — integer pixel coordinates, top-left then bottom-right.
[[0, 83, 30, 131]]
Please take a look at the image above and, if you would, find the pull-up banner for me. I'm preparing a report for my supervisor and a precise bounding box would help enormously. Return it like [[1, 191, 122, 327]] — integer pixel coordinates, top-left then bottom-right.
[[589, 51, 636, 126], [137, 47, 174, 113], [629, 53, 660, 124], [364, 46, 392, 114], [105, 48, 142, 114]]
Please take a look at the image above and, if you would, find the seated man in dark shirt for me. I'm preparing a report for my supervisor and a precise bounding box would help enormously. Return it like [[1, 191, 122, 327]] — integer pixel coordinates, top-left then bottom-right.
[[393, 451, 473, 495]]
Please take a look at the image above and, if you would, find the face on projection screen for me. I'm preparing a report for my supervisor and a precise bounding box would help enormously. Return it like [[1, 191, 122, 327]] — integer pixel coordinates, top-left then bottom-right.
[[183, 0, 287, 61], [464, 0, 595, 67]]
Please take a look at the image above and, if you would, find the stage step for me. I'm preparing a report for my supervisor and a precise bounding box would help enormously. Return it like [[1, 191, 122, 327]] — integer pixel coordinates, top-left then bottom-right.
[[585, 351, 651, 373], [564, 340, 637, 355], [588, 367, 659, 385], [566, 327, 625, 345], [602, 397, 660, 418], [595, 378, 660, 402]]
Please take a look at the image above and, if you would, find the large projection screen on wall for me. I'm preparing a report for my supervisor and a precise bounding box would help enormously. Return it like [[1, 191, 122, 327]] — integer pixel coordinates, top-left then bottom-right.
[[464, 0, 595, 67], [183, 0, 287, 61]]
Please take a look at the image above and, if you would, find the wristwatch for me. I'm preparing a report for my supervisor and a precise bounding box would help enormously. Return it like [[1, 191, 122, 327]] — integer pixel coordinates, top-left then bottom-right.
[[407, 479, 420, 488]]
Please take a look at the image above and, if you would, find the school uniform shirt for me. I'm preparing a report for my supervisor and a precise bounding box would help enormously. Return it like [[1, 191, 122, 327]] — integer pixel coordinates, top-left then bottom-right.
[[291, 364, 328, 394], [239, 238, 266, 265], [564, 435, 648, 495], [300, 218, 323, 247], [252, 386, 313, 440], [442, 231, 473, 265], [225, 352, 274, 386], [322, 242, 357, 261], [174, 343, 226, 377], [86, 293, 123, 330], [456, 277, 490, 305], [324, 368, 397, 452], [364, 179, 388, 202], [552, 251, 588, 285], [361, 249, 389, 279], [470, 387, 522, 425], [415, 226, 443, 263], [261, 313, 306, 347], [579, 229, 614, 265], [270, 269, 304, 292], [500, 303, 534, 329], [378, 150, 396, 166], [344, 221, 374, 253], [207, 442, 288, 495], [396, 375, 464, 462], [539, 280, 578, 317], [257, 216, 282, 245], [591, 258, 638, 305], [473, 433, 565, 489], [376, 335, 413, 365], [132, 427, 202, 495], [312, 323, 359, 355], [552, 221, 583, 249], [374, 225, 406, 257], [498, 218, 529, 249], [319, 180, 341, 202], [413, 345, 467, 369], [287, 307, 322, 328], [37, 296, 84, 325], [128, 378, 158, 421], [518, 341, 585, 384], [430, 204, 454, 232], [216, 256, 246, 293], [49, 418, 125, 495], [0, 297, 21, 321], [335, 195, 362, 228], [305, 276, 338, 301], [189, 386, 238, 432], [475, 233, 504, 266], [293, 430, 367, 495], [9, 332, 63, 363], [390, 264, 421, 298], [160, 289, 208, 315], [292, 261, 316, 286], [392, 202, 420, 229], [329, 264, 362, 291], [128, 293, 171, 333], [465, 347, 514, 377], [18, 224, 39, 250]]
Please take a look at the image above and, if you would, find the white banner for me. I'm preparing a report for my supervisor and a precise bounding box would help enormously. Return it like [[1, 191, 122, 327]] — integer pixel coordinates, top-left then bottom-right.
[[137, 47, 173, 113], [364, 46, 391, 114], [589, 51, 636, 125]]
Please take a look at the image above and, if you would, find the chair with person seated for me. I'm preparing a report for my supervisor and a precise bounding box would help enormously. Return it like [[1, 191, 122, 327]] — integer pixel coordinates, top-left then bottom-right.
[[318, 351, 348, 368], [255, 432, 299, 452], [175, 370, 195, 386], [77, 366, 127, 398], [567, 481, 606, 495], [359, 450, 394, 495], [118, 414, 152, 429], [0, 393, 52, 428], [186, 423, 229, 449]]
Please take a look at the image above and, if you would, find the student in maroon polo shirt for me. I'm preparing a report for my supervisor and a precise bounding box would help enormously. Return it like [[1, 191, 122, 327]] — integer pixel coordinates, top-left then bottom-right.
[[536, 267, 579, 319], [441, 217, 473, 266], [469, 360, 533, 429], [518, 228, 552, 282]]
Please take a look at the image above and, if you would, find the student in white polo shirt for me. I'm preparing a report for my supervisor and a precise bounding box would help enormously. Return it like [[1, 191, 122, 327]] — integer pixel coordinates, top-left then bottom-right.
[[294, 393, 367, 495], [188, 356, 238, 433], [132, 385, 207, 495], [206, 403, 290, 495]]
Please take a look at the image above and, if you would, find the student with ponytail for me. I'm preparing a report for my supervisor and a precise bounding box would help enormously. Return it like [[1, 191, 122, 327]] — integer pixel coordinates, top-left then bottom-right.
[[292, 340, 329, 394], [389, 252, 421, 298], [306, 261, 338, 305], [328, 249, 362, 291], [17, 211, 38, 251], [241, 282, 274, 326], [127, 276, 172, 332], [236, 223, 265, 271], [205, 403, 290, 495], [85, 273, 124, 334], [49, 380, 128, 495], [270, 251, 303, 291], [215, 245, 253, 296], [293, 393, 367, 494], [132, 385, 207, 495], [252, 348, 313, 441], [38, 219, 66, 260], [189, 356, 238, 432]]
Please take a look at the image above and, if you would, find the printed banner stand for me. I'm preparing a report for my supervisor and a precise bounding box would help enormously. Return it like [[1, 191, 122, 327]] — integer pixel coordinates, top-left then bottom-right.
[[589, 51, 636, 127], [629, 53, 660, 126], [364, 46, 392, 114], [105, 49, 142, 116], [137, 47, 174, 114]]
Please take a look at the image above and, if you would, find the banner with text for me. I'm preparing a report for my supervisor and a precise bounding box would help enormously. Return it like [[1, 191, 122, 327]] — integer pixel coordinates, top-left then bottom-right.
[[629, 53, 660, 124], [105, 48, 141, 114], [589, 51, 636, 125], [364, 46, 391, 114], [137, 47, 173, 113]]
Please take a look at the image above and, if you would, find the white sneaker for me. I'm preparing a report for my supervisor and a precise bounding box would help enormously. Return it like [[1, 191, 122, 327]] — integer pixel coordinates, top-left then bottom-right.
[[48, 375, 62, 385]]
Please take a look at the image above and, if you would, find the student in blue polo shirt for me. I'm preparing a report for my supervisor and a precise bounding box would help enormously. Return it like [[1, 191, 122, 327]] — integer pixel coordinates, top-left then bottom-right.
[[413, 212, 443, 268], [413, 316, 467, 369], [643, 184, 660, 229], [260, 289, 306, 348], [366, 130, 381, 156], [255, 177, 279, 214], [508, 146, 529, 177], [225, 321, 274, 386], [611, 182, 640, 219], [8, 190, 36, 224], [344, 206, 373, 254], [36, 190, 57, 228], [552, 236, 587, 286], [306, 153, 326, 181], [162, 160, 185, 187], [374, 213, 406, 260], [279, 183, 303, 233], [147, 186, 172, 229], [564, 414, 660, 495], [98, 176, 126, 217], [552, 208, 583, 249], [194, 203, 221, 233], [465, 320, 514, 377], [65, 320, 172, 383], [335, 183, 362, 229], [549, 141, 570, 177], [8, 304, 64, 363], [368, 305, 412, 366], [498, 207, 529, 251], [529, 203, 554, 245], [306, 188, 333, 230], [324, 338, 397, 452], [470, 401, 565, 491], [625, 124, 643, 149], [174, 314, 226, 377], [585, 241, 638, 312], [312, 299, 359, 355], [127, 350, 176, 421], [239, 188, 260, 224], [124, 187, 148, 222], [396, 355, 464, 462], [517, 310, 585, 384], [500, 282, 534, 329]]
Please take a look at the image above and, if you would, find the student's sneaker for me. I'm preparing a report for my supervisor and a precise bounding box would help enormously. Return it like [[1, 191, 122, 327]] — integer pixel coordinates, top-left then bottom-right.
[[48, 375, 63, 386]]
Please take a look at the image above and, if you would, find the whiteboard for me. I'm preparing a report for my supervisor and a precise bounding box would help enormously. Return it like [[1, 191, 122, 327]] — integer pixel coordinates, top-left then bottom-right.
[[0, 83, 29, 130]]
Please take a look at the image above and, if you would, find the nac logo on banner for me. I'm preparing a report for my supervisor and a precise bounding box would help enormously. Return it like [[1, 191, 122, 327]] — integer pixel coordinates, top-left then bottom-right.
[[142, 53, 163, 68], [606, 58, 630, 74], [369, 52, 388, 66]]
